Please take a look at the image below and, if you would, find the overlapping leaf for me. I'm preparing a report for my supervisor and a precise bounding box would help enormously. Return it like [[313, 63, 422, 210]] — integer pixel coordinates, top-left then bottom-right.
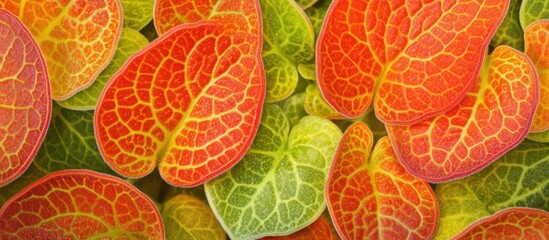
[[386, 46, 538, 182], [0, 170, 164, 239], [121, 0, 154, 30], [58, 28, 149, 110], [153, 0, 261, 35], [0, 10, 51, 187], [520, 0, 549, 29], [282, 92, 307, 127], [95, 1, 265, 187], [295, 0, 318, 10], [490, 0, 524, 51], [0, 0, 123, 100], [326, 123, 438, 239], [205, 104, 342, 239], [304, 84, 344, 119], [450, 208, 549, 240], [1, 103, 116, 206], [162, 194, 226, 240], [524, 20, 549, 133], [434, 140, 549, 239], [261, 216, 336, 240], [317, 0, 508, 124], [260, 0, 315, 102], [304, 0, 331, 39]]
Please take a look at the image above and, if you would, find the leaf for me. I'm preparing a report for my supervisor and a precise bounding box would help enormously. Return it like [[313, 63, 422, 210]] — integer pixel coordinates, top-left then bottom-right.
[[297, 63, 316, 81], [261, 0, 315, 102], [95, 2, 265, 187], [204, 104, 342, 239], [0, 10, 51, 187], [489, 0, 524, 51], [304, 84, 345, 119], [317, 0, 509, 124], [304, 0, 332, 39], [520, 0, 549, 29], [58, 28, 149, 110], [295, 0, 318, 10], [450, 208, 549, 240], [121, 0, 154, 30], [326, 123, 438, 239], [261, 216, 337, 240], [281, 92, 307, 127], [0, 1, 123, 100], [1, 103, 117, 206], [153, 0, 261, 35], [386, 46, 538, 182], [162, 194, 226, 240], [434, 140, 549, 239], [0, 170, 164, 239], [527, 130, 549, 142], [524, 20, 549, 133]]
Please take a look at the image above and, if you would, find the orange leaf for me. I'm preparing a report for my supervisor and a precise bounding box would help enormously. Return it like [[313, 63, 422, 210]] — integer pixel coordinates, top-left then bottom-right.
[[386, 46, 538, 182], [317, 0, 508, 124], [0, 10, 51, 187], [0, 170, 164, 239], [326, 122, 438, 239], [261, 217, 337, 240]]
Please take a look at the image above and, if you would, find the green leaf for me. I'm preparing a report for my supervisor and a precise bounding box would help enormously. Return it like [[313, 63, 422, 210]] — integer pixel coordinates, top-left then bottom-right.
[[527, 130, 549, 142], [520, 0, 549, 29], [434, 140, 549, 239], [304, 83, 344, 119], [297, 63, 316, 81], [205, 104, 342, 239], [281, 92, 307, 127], [261, 0, 315, 102], [162, 194, 226, 240], [295, 0, 318, 10], [121, 0, 154, 30], [490, 0, 524, 51], [304, 0, 332, 39], [0, 103, 116, 206], [57, 28, 149, 110]]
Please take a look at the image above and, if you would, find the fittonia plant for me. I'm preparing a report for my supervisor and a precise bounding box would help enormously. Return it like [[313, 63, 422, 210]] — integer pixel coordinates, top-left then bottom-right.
[[0, 0, 548, 239]]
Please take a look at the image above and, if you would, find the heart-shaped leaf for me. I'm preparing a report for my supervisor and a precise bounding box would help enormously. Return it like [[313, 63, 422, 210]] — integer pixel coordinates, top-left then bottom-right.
[[386, 46, 538, 182], [95, 2, 265, 187], [0, 9, 51, 187], [261, 216, 337, 240], [260, 0, 315, 102], [434, 140, 549, 239], [317, 0, 508, 124], [121, 0, 154, 30], [524, 20, 549, 133], [205, 104, 342, 239], [162, 194, 226, 240], [0, 0, 123, 100], [153, 0, 261, 35], [1, 103, 116, 205], [326, 122, 438, 239], [0, 170, 164, 239], [490, 0, 524, 51], [450, 208, 549, 240], [58, 28, 149, 110], [520, 0, 549, 29]]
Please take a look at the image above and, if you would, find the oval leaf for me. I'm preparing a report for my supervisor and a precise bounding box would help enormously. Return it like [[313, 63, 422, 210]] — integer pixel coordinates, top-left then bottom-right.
[[520, 0, 549, 29], [205, 104, 342, 239], [386, 46, 538, 182], [0, 9, 51, 187], [0, 0, 123, 100], [326, 122, 438, 239], [121, 0, 154, 30], [317, 0, 508, 124], [58, 28, 149, 110], [261, 216, 336, 240], [434, 140, 549, 239], [304, 83, 345, 119], [0, 170, 164, 239], [162, 194, 226, 240], [450, 208, 549, 240], [524, 20, 549, 133], [95, 3, 265, 187]]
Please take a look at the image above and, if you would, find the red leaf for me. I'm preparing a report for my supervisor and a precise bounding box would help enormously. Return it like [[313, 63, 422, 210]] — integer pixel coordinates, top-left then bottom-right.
[[261, 217, 337, 240], [317, 0, 508, 125], [0, 10, 51, 187], [0, 170, 164, 239]]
